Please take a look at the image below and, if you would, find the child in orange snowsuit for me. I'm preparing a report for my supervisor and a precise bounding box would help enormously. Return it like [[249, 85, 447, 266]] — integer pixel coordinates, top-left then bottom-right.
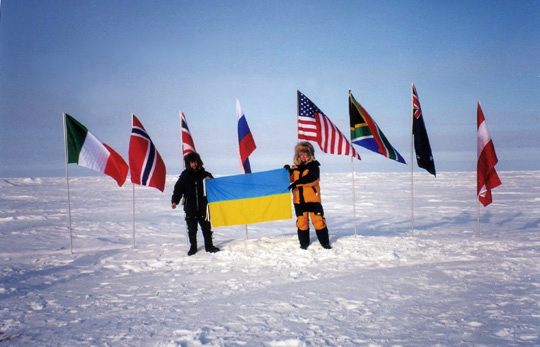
[[284, 142, 331, 250]]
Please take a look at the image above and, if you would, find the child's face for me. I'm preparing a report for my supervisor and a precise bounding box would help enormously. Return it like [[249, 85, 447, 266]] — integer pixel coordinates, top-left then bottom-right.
[[299, 152, 309, 162]]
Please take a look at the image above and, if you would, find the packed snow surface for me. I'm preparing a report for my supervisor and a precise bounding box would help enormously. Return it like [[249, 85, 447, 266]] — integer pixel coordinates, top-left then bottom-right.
[[0, 171, 539, 346]]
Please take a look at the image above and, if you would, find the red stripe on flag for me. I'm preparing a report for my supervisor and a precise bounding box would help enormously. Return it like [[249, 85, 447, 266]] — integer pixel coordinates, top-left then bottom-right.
[[103, 143, 129, 187], [476, 103, 501, 206]]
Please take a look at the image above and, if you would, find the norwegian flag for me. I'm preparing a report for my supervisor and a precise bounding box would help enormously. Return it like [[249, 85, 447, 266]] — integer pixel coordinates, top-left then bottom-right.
[[180, 112, 196, 157], [477, 102, 501, 206], [297, 90, 361, 160], [129, 114, 166, 192]]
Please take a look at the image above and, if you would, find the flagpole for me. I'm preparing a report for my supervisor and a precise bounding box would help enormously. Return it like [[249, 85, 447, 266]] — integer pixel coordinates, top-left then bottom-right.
[[410, 83, 415, 236], [351, 155, 357, 237], [348, 90, 358, 237], [63, 113, 74, 254], [476, 158, 480, 233], [476, 197, 480, 233], [180, 113, 190, 247], [132, 183, 136, 248]]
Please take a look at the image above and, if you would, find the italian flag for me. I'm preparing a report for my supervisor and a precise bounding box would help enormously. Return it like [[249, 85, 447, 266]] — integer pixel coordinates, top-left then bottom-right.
[[65, 114, 129, 186]]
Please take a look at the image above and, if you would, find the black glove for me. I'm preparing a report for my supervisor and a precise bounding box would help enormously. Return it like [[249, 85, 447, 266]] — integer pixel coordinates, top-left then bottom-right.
[[288, 182, 297, 190], [283, 164, 291, 172]]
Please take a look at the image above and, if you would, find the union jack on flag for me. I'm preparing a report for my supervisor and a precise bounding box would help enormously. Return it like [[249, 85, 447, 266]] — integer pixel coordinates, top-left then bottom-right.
[[180, 112, 196, 157], [129, 114, 166, 192], [297, 90, 360, 160]]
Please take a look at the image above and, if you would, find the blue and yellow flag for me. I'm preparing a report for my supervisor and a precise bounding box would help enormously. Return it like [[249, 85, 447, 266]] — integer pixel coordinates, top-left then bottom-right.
[[206, 168, 292, 227]]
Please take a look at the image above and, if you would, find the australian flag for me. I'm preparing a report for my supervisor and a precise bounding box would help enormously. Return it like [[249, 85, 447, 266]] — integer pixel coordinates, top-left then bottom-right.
[[412, 84, 436, 176], [129, 114, 167, 191]]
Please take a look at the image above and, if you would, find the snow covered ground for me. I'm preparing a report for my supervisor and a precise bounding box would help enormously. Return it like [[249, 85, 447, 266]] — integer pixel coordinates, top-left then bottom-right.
[[0, 171, 539, 346]]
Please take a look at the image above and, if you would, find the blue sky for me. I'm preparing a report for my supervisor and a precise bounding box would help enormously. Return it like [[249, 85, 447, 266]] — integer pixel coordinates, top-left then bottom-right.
[[1, 0, 539, 178]]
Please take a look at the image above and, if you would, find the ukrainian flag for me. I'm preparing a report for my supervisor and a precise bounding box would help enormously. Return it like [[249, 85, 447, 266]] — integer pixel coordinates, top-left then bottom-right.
[[206, 168, 292, 227]]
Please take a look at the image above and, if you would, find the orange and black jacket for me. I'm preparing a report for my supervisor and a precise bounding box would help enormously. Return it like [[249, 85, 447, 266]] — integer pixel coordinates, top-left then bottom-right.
[[288, 160, 321, 204]]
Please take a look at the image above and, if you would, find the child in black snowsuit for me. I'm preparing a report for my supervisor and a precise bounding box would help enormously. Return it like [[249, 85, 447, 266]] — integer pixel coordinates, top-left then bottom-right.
[[171, 152, 220, 256]]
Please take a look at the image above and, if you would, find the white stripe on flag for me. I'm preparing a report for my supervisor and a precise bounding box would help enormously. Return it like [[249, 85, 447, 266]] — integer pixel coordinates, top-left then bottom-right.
[[298, 123, 317, 130], [298, 116, 317, 123], [477, 121, 490, 155], [298, 130, 318, 137], [79, 131, 110, 173], [183, 144, 196, 154]]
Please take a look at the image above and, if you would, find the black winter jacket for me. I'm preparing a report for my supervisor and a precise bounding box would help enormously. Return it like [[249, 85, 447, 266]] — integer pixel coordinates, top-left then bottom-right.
[[171, 168, 213, 216]]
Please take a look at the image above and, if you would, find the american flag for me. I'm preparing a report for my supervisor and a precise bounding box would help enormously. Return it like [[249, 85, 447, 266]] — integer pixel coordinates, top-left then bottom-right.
[[129, 114, 166, 192], [297, 90, 360, 160], [180, 112, 196, 157]]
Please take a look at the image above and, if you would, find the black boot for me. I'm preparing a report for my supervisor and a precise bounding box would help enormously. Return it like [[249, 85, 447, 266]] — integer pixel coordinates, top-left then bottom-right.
[[297, 229, 310, 249], [316, 228, 332, 249], [187, 231, 198, 256], [203, 230, 220, 253]]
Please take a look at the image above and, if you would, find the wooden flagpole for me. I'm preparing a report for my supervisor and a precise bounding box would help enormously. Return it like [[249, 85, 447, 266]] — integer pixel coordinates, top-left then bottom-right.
[[62, 113, 74, 254]]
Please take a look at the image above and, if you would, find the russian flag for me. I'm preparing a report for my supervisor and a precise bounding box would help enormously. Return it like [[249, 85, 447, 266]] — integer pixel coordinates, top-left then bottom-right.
[[236, 99, 256, 173], [206, 168, 292, 227]]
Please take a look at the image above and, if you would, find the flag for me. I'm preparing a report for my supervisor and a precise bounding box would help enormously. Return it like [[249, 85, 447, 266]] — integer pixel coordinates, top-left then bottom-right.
[[349, 91, 406, 164], [297, 90, 361, 160], [64, 113, 128, 186], [477, 102, 501, 206], [206, 168, 292, 227], [129, 114, 166, 192], [180, 112, 196, 157], [412, 84, 436, 175], [236, 99, 257, 173]]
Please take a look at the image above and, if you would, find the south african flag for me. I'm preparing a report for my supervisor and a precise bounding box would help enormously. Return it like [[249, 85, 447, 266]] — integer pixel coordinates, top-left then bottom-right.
[[349, 91, 406, 164]]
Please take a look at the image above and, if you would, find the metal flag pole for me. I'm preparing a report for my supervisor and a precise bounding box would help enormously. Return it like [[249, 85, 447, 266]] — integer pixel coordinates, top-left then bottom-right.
[[132, 183, 136, 248], [62, 113, 74, 254], [410, 83, 415, 236], [179, 112, 190, 247], [349, 90, 358, 237], [351, 155, 357, 237], [476, 197, 480, 233], [475, 106, 479, 234], [476, 163, 481, 233]]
